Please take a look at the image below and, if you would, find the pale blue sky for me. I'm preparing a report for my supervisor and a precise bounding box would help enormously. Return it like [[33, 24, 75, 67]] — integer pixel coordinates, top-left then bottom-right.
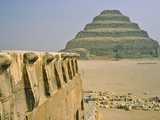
[[0, 0, 160, 51]]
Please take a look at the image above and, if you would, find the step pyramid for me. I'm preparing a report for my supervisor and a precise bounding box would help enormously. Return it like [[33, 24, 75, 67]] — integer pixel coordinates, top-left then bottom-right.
[[64, 10, 159, 59]]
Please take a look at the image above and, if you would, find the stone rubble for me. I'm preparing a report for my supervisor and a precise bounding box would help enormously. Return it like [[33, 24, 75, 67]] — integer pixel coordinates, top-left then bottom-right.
[[84, 91, 160, 112]]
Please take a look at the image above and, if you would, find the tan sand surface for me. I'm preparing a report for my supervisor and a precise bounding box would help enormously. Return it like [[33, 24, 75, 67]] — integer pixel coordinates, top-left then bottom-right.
[[79, 60, 160, 120], [100, 108, 160, 120]]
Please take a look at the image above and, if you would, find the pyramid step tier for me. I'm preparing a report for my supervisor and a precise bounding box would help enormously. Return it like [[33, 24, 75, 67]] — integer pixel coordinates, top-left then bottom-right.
[[94, 21, 131, 24], [99, 14, 125, 17], [73, 37, 153, 42], [93, 15, 130, 22], [85, 23, 139, 30], [66, 38, 157, 50], [101, 10, 122, 15], [76, 31, 149, 38], [85, 28, 141, 32]]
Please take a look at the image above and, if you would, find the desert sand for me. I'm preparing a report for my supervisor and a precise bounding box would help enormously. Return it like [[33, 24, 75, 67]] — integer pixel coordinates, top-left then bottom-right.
[[79, 59, 160, 120]]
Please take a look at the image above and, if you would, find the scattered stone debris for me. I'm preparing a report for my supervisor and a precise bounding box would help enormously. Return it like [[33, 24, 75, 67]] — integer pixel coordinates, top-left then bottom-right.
[[84, 91, 160, 112]]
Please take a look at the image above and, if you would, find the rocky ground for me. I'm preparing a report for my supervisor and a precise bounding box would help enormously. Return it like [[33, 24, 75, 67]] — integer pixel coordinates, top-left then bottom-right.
[[84, 91, 160, 112], [79, 60, 160, 120]]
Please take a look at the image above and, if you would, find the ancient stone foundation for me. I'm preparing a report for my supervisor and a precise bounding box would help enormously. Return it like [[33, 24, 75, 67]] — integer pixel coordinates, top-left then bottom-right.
[[0, 51, 84, 120]]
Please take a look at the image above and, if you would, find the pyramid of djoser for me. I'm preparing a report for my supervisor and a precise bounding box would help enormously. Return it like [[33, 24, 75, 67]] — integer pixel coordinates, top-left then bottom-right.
[[64, 10, 159, 59]]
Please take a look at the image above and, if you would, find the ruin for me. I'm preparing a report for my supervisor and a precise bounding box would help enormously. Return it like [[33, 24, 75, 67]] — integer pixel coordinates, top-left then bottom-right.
[[0, 51, 84, 120], [64, 10, 159, 59]]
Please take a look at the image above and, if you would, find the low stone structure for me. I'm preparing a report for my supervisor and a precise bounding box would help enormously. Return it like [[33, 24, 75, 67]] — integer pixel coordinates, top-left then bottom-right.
[[0, 51, 84, 120]]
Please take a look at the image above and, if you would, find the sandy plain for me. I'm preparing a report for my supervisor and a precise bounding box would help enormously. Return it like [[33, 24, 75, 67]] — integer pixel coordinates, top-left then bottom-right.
[[79, 59, 160, 120]]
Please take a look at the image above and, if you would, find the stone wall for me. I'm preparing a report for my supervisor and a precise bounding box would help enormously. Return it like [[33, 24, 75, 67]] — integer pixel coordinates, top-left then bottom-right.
[[0, 51, 84, 120]]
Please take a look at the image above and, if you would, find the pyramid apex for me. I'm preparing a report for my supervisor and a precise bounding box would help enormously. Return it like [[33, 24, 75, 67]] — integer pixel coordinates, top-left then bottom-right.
[[101, 10, 122, 15]]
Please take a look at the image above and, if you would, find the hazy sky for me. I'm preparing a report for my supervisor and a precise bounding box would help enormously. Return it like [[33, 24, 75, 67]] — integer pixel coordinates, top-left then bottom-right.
[[0, 0, 160, 51]]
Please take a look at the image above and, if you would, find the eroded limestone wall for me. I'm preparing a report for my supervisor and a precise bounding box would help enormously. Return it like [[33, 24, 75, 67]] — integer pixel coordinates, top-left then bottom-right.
[[0, 51, 83, 120]]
